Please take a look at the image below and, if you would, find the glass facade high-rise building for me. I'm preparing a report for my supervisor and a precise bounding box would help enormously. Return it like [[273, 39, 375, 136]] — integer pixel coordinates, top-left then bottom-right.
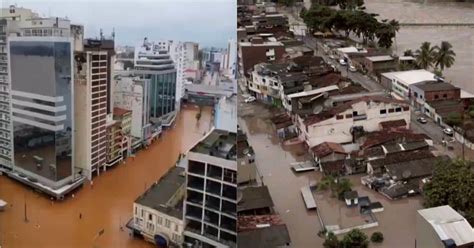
[[9, 37, 74, 188], [134, 39, 177, 127]]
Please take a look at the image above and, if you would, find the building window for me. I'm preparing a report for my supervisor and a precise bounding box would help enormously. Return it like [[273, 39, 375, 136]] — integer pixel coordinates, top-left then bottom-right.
[[157, 216, 163, 225], [148, 214, 153, 221], [141, 209, 144, 217], [380, 109, 386, 114], [336, 115, 343, 120], [175, 224, 179, 232], [395, 107, 402, 112], [434, 95, 439, 99], [165, 219, 171, 228], [345, 114, 353, 118], [403, 106, 409, 111], [414, 92, 418, 97], [443, 94, 447, 98], [388, 109, 395, 113]]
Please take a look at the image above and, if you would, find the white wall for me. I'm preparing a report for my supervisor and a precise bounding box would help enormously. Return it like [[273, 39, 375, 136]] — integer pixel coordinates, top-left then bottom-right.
[[113, 77, 144, 139], [298, 100, 411, 147]]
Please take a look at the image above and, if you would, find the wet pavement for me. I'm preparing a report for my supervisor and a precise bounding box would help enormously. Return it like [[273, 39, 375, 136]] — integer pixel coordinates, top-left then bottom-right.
[[0, 105, 213, 248], [238, 95, 325, 247]]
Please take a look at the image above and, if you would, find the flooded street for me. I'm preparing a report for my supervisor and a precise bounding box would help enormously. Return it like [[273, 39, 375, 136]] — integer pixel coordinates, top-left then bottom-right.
[[239, 97, 425, 248], [365, 0, 474, 93], [0, 106, 213, 248], [239, 96, 324, 247]]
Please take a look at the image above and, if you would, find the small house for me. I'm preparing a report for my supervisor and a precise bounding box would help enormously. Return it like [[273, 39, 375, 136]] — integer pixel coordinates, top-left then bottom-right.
[[344, 190, 359, 207]]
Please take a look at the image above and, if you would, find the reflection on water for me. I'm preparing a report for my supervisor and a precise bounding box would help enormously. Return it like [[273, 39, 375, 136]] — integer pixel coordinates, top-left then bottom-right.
[[0, 106, 212, 248]]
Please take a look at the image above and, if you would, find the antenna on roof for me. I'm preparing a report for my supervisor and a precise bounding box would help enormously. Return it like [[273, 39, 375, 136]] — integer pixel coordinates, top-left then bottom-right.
[[100, 29, 103, 40], [112, 28, 115, 41]]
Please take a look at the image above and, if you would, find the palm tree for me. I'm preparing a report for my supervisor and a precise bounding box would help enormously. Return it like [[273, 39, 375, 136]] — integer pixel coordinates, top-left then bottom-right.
[[434, 41, 456, 71], [415, 42, 436, 70]]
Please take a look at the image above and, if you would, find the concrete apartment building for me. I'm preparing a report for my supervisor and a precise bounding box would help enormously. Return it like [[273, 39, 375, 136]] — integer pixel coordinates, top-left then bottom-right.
[[296, 96, 411, 148], [416, 205, 474, 248], [74, 50, 110, 179], [134, 39, 177, 128], [129, 166, 186, 247], [381, 69, 437, 100], [170, 41, 199, 105], [113, 75, 153, 149], [183, 129, 237, 248], [113, 107, 132, 158], [238, 36, 285, 78]]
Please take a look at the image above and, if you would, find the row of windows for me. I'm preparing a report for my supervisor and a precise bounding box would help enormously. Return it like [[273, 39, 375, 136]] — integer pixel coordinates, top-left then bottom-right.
[[380, 106, 409, 114], [136, 207, 180, 232]]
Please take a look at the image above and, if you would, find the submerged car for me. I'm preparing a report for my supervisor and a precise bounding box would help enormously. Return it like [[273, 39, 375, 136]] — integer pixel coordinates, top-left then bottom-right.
[[244, 96, 256, 103], [443, 128, 454, 136], [417, 117, 427, 124]]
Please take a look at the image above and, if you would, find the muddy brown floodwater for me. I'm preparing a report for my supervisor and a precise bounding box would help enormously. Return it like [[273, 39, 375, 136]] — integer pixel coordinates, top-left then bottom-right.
[[0, 105, 213, 248]]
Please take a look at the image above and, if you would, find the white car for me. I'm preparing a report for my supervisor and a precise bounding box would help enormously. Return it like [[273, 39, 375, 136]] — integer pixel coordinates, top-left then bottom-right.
[[349, 65, 357, 72], [339, 59, 347, 66], [443, 128, 454, 136], [329, 55, 336, 60], [244, 96, 256, 103]]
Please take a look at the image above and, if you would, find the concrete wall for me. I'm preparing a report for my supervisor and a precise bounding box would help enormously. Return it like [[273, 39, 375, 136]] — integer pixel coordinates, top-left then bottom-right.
[[415, 212, 444, 248], [298, 101, 411, 147]]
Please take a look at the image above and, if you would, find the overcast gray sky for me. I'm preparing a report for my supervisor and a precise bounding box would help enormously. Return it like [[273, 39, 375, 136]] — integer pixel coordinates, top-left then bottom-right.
[[2, 0, 236, 48]]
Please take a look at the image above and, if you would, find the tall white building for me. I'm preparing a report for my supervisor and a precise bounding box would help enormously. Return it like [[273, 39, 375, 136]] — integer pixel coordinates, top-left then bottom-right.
[[170, 41, 199, 105]]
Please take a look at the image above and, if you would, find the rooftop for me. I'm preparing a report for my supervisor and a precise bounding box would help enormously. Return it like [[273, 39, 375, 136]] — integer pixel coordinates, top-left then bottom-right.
[[113, 107, 131, 117], [191, 129, 237, 161], [311, 142, 346, 158], [238, 186, 274, 212], [414, 81, 459, 92], [379, 119, 407, 129], [382, 69, 436, 86], [385, 156, 449, 180], [426, 100, 464, 119], [418, 205, 474, 247], [238, 224, 291, 248], [287, 85, 339, 99], [135, 166, 185, 219], [365, 55, 394, 62]]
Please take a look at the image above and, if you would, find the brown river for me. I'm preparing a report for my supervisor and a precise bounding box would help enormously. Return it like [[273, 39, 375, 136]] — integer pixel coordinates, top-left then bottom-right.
[[0, 105, 213, 248]]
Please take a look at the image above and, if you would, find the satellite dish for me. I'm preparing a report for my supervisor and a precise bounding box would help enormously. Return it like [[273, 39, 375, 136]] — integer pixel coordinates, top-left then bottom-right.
[[313, 105, 323, 114]]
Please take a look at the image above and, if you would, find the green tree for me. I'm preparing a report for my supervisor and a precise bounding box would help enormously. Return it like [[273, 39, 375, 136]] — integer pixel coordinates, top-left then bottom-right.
[[335, 0, 364, 10], [318, 176, 352, 200], [370, 232, 384, 243], [341, 229, 369, 248], [423, 159, 474, 225], [415, 42, 436, 69], [445, 112, 462, 126], [278, 0, 295, 7], [434, 41, 456, 71], [403, 49, 414, 56], [324, 232, 341, 248]]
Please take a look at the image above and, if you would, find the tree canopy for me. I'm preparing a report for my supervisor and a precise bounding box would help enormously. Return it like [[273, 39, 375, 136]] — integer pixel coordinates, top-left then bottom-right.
[[423, 159, 474, 225], [341, 229, 369, 248]]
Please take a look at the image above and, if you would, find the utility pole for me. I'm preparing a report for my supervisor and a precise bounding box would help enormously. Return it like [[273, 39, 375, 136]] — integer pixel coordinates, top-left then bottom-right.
[[24, 193, 28, 223]]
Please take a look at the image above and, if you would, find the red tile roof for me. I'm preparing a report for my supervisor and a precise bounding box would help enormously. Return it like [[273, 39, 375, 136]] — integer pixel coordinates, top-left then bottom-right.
[[311, 142, 346, 158], [113, 107, 131, 117], [238, 215, 285, 231], [379, 119, 407, 129], [361, 130, 430, 149]]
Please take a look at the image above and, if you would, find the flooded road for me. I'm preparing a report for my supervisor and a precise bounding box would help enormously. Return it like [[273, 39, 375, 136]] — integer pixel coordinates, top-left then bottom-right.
[[365, 0, 474, 93], [239, 96, 324, 247], [0, 105, 213, 248]]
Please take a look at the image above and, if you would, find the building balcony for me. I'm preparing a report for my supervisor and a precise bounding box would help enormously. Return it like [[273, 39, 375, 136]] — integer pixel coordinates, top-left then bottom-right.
[[188, 175, 205, 191]]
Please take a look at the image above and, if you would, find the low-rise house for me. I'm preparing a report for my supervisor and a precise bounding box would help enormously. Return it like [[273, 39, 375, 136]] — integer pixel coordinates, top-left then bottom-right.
[[416, 205, 474, 248], [310, 142, 347, 167], [344, 190, 359, 207], [237, 129, 257, 185], [424, 100, 464, 126], [410, 81, 460, 113], [379, 119, 408, 131], [239, 37, 285, 78], [128, 166, 185, 247], [366, 148, 433, 176], [296, 96, 411, 148], [238, 186, 274, 216], [284, 85, 339, 114], [249, 63, 288, 106], [381, 70, 437, 99], [270, 113, 296, 140], [360, 55, 397, 76]]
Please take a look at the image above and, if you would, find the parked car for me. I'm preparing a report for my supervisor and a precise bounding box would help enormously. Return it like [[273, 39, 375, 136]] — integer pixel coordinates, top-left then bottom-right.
[[349, 65, 356, 72], [443, 128, 454, 136], [417, 117, 428, 124], [339, 59, 347, 66], [244, 96, 256, 103]]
